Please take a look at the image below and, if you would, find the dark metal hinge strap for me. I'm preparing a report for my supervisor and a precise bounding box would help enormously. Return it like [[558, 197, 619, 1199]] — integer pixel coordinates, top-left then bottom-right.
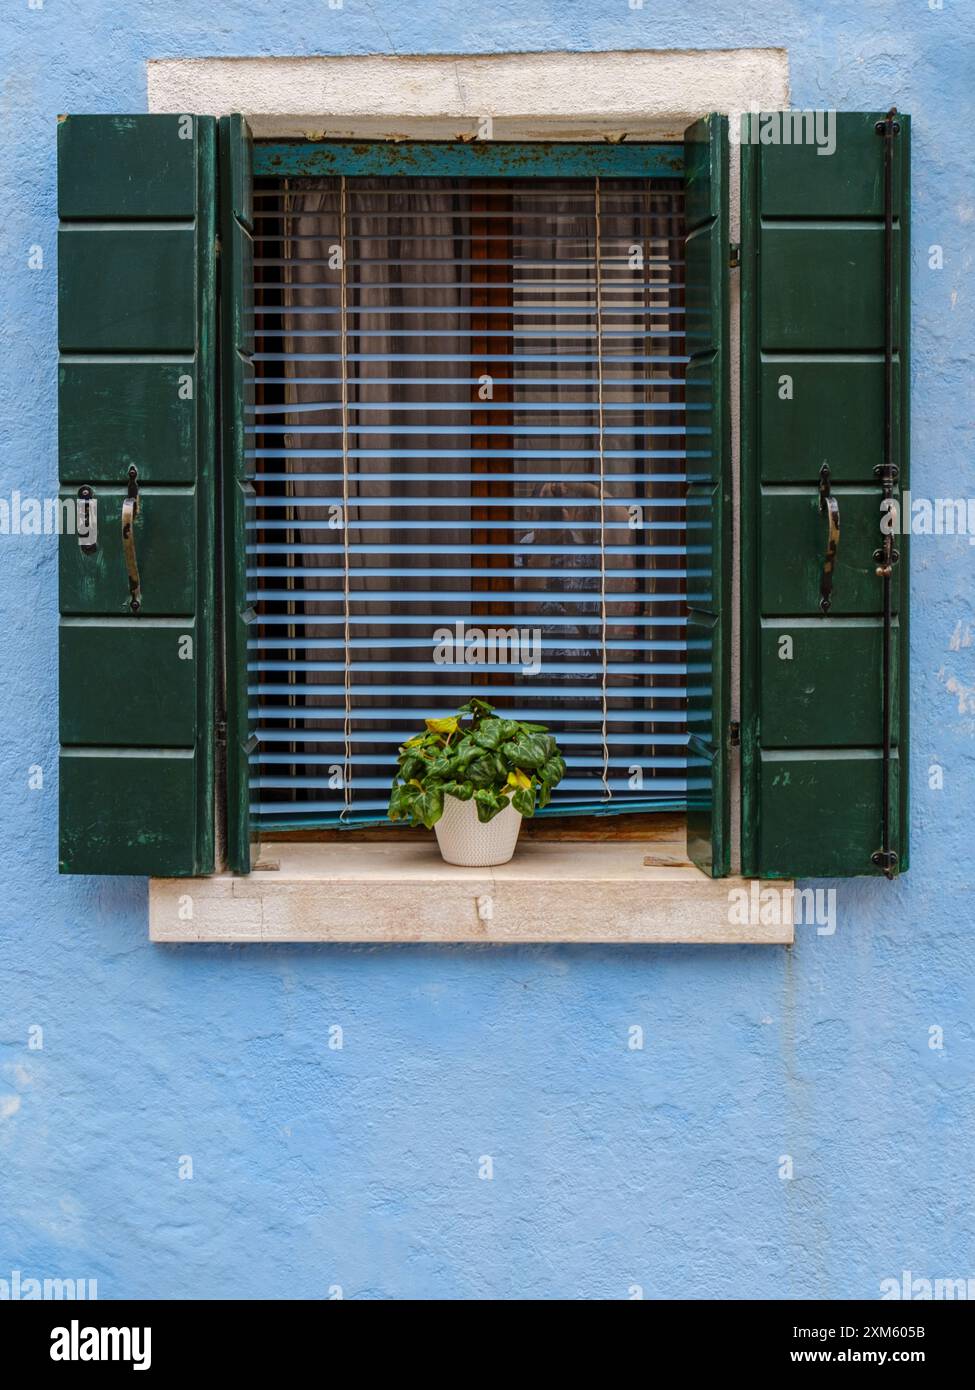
[[871, 849, 898, 879]]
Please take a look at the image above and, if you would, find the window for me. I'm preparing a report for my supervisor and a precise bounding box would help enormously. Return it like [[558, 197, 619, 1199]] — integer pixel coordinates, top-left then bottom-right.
[[57, 110, 909, 884], [247, 149, 692, 830]]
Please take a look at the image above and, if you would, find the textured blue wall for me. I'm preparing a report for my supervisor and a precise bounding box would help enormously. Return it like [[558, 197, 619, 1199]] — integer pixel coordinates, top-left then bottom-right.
[[1, 1, 974, 1300]]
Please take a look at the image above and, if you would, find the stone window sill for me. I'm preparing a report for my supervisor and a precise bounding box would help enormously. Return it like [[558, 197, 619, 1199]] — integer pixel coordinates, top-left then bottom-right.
[[149, 839, 794, 945]]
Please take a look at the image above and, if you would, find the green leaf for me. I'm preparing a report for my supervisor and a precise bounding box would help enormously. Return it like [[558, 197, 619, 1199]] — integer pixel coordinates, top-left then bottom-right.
[[461, 696, 495, 720], [473, 788, 506, 823], [467, 754, 502, 789], [501, 733, 550, 770], [512, 786, 536, 817], [441, 779, 475, 802], [414, 786, 444, 829], [388, 782, 418, 822], [540, 755, 566, 788], [472, 718, 507, 750]]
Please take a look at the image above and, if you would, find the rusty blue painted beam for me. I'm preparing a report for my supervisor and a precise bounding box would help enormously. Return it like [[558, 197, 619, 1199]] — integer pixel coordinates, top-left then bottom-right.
[[253, 140, 684, 179]]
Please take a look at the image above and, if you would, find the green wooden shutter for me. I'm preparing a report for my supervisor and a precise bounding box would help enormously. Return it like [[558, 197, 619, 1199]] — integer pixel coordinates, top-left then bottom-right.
[[58, 114, 218, 875], [684, 114, 731, 877], [219, 115, 255, 874], [740, 112, 910, 878]]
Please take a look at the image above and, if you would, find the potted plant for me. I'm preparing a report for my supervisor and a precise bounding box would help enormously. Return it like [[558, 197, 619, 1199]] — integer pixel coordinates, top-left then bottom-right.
[[387, 698, 566, 866]]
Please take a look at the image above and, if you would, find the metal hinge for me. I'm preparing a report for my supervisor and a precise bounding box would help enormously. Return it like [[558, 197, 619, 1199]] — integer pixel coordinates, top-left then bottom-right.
[[871, 848, 898, 877], [215, 719, 227, 745], [729, 720, 741, 747], [215, 235, 222, 257], [729, 242, 741, 269]]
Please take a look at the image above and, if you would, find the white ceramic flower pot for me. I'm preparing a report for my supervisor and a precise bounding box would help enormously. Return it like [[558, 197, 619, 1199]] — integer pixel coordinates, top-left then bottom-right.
[[434, 794, 523, 867]]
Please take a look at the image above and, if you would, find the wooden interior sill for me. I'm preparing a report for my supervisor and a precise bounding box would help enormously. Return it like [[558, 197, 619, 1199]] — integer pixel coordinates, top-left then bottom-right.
[[149, 830, 794, 945]]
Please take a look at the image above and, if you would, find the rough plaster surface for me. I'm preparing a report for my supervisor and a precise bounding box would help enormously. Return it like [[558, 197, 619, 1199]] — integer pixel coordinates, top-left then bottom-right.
[[148, 49, 789, 139], [1, 1, 975, 1300]]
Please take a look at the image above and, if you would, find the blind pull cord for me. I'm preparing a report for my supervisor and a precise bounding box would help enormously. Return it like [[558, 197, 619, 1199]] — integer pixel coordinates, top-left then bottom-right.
[[595, 176, 612, 802]]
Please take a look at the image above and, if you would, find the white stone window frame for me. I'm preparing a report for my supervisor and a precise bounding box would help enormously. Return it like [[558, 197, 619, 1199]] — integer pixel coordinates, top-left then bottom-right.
[[147, 49, 793, 945]]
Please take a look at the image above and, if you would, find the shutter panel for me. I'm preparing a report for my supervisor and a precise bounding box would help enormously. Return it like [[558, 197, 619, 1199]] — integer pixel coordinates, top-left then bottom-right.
[[219, 115, 255, 873], [58, 114, 218, 875], [740, 112, 910, 877], [683, 115, 731, 877]]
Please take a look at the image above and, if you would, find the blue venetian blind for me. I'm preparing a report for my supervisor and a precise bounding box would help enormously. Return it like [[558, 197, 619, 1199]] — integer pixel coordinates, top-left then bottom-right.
[[247, 160, 700, 827]]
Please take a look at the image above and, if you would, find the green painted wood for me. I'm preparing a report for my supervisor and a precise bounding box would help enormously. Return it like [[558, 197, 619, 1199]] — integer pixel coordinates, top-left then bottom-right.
[[57, 114, 200, 219], [59, 750, 199, 877], [219, 115, 255, 874], [59, 489, 197, 616], [58, 114, 218, 876], [59, 362, 198, 485], [683, 114, 730, 878], [59, 621, 198, 745], [759, 227, 902, 352], [253, 140, 684, 179], [759, 622, 899, 747], [759, 360, 893, 484], [58, 229, 198, 353], [760, 492, 899, 616], [755, 112, 904, 218], [740, 112, 910, 878], [758, 750, 900, 880]]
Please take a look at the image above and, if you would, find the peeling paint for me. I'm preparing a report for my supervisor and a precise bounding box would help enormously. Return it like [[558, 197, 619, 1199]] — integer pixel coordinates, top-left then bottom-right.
[[943, 673, 975, 716]]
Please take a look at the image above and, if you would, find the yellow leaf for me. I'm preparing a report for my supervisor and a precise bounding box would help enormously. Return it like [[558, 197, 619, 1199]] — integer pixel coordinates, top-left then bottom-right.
[[425, 716, 459, 735], [508, 769, 531, 790]]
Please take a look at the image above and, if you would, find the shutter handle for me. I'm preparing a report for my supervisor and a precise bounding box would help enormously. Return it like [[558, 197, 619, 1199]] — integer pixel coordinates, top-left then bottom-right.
[[818, 463, 840, 615], [121, 465, 142, 614]]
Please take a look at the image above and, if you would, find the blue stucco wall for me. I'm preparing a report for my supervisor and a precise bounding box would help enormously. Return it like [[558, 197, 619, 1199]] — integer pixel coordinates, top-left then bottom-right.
[[2, 1, 973, 1300]]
